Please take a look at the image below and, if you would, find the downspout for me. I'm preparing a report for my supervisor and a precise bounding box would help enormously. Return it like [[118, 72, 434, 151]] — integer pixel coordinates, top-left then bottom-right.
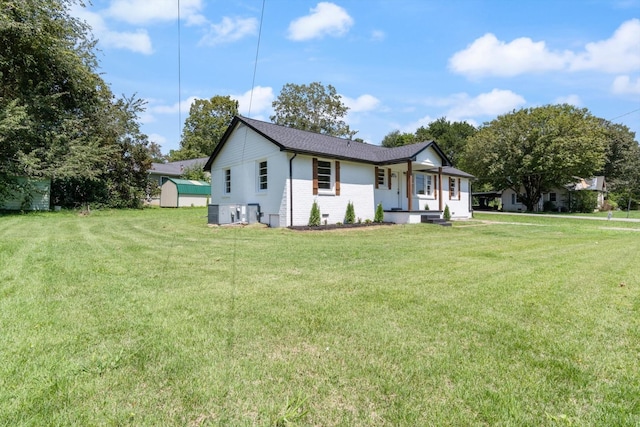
[[289, 153, 297, 227], [438, 167, 443, 212]]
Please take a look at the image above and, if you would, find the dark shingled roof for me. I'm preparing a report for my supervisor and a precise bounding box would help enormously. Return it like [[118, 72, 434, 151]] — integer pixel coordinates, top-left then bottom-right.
[[204, 116, 455, 170], [151, 157, 209, 176]]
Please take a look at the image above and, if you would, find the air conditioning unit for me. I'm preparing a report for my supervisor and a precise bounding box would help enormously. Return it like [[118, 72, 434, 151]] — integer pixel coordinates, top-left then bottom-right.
[[208, 204, 261, 225]]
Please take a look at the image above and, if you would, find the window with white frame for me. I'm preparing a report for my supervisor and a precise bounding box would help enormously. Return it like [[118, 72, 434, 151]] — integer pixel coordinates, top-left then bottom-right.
[[224, 168, 231, 194], [550, 192, 556, 202], [257, 160, 267, 191], [415, 173, 432, 195], [317, 160, 332, 190]]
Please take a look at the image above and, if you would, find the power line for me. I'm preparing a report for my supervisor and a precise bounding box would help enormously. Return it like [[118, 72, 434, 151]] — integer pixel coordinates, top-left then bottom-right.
[[608, 108, 640, 121], [177, 0, 182, 142], [246, 0, 266, 118]]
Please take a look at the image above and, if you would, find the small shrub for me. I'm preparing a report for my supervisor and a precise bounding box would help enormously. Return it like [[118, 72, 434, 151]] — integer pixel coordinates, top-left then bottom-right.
[[308, 201, 321, 226], [424, 203, 429, 210], [374, 203, 384, 223], [443, 204, 451, 221], [569, 191, 598, 213], [345, 201, 355, 224], [336, 222, 343, 226], [364, 219, 372, 224], [543, 200, 556, 212], [357, 217, 362, 224]]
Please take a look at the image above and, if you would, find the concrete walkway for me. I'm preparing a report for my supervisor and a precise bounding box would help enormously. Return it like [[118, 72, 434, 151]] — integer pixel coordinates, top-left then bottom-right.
[[474, 210, 640, 223]]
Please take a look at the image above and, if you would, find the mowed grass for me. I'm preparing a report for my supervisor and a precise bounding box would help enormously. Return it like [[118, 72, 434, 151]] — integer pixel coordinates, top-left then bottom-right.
[[1, 208, 639, 426]]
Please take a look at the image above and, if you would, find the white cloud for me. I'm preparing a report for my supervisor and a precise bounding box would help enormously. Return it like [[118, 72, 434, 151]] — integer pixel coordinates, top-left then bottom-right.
[[449, 33, 571, 77], [73, 6, 153, 54], [570, 19, 640, 73], [449, 19, 640, 78], [105, 0, 206, 25], [231, 86, 275, 116], [199, 16, 258, 46], [341, 94, 381, 113], [446, 89, 526, 118], [147, 133, 168, 146], [554, 94, 582, 106], [288, 2, 354, 41], [152, 96, 199, 115], [371, 30, 386, 41], [612, 75, 640, 95]]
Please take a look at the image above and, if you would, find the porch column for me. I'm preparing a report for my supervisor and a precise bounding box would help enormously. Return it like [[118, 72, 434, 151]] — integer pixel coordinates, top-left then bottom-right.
[[406, 160, 413, 211], [438, 167, 443, 212]]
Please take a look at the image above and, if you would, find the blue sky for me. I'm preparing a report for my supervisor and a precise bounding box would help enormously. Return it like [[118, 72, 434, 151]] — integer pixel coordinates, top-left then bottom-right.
[[75, 0, 640, 154]]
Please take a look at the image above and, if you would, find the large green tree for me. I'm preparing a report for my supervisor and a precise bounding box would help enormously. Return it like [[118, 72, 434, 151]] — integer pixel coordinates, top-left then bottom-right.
[[381, 130, 416, 148], [271, 82, 356, 138], [415, 118, 477, 167], [1, 0, 152, 208], [601, 122, 640, 209], [172, 95, 238, 160], [380, 118, 476, 167], [462, 104, 607, 211]]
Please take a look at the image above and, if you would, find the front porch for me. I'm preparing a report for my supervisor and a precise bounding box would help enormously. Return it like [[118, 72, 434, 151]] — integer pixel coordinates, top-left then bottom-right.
[[384, 209, 445, 225]]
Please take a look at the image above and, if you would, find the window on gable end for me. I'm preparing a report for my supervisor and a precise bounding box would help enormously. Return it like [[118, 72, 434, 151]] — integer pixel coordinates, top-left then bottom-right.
[[257, 160, 268, 191], [224, 169, 231, 194]]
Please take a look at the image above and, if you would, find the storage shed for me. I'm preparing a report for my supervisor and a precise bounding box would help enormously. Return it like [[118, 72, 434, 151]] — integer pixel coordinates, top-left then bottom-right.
[[1, 178, 50, 211], [160, 179, 210, 208]]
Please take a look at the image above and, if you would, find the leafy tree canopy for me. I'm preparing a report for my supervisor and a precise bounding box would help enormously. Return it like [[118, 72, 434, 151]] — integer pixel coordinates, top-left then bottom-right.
[[380, 118, 476, 167], [381, 130, 416, 148], [461, 104, 607, 211], [271, 82, 356, 139], [601, 122, 640, 197], [172, 95, 238, 160], [1, 0, 152, 208], [415, 118, 477, 167]]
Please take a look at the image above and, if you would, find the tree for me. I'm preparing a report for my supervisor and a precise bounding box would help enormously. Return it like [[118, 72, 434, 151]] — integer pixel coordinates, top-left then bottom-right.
[[271, 82, 356, 138], [601, 122, 640, 205], [1, 0, 153, 209], [415, 118, 477, 167], [461, 104, 607, 212], [381, 130, 416, 148], [175, 96, 238, 160]]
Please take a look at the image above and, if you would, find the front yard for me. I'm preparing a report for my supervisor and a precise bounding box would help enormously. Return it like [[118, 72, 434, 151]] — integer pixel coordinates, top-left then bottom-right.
[[1, 208, 638, 425]]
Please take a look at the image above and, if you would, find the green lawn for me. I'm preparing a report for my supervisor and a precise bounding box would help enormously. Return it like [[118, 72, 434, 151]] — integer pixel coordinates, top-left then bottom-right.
[[1, 208, 639, 426]]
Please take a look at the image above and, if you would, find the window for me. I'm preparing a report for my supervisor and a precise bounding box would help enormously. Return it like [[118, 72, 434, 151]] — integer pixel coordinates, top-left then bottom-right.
[[317, 160, 332, 190], [224, 169, 231, 194], [415, 174, 432, 196], [550, 192, 556, 202], [313, 158, 340, 195], [258, 160, 268, 191], [449, 177, 457, 199], [377, 168, 386, 188]]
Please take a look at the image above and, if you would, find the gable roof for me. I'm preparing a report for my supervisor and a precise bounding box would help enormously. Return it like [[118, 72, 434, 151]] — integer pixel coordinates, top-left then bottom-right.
[[151, 157, 209, 176], [204, 116, 454, 170]]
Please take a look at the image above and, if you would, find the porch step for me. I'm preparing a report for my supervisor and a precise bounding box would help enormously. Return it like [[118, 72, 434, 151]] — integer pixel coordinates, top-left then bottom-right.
[[421, 214, 452, 227]]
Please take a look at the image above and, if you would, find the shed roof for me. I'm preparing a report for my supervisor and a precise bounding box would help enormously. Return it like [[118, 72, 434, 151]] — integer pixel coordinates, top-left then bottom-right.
[[204, 116, 458, 171], [165, 178, 210, 195]]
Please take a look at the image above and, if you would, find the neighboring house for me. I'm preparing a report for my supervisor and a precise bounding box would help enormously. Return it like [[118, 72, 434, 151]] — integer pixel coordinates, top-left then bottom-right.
[[1, 178, 50, 211], [203, 116, 474, 228], [148, 157, 209, 205], [501, 176, 607, 212], [160, 178, 210, 208]]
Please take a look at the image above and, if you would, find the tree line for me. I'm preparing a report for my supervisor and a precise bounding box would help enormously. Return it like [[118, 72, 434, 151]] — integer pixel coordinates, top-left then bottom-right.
[[3, 1, 638, 211], [1, 0, 154, 209]]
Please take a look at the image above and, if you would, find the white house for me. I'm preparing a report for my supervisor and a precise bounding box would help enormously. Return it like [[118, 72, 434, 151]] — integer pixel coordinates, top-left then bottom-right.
[[501, 176, 607, 212], [203, 116, 474, 227]]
